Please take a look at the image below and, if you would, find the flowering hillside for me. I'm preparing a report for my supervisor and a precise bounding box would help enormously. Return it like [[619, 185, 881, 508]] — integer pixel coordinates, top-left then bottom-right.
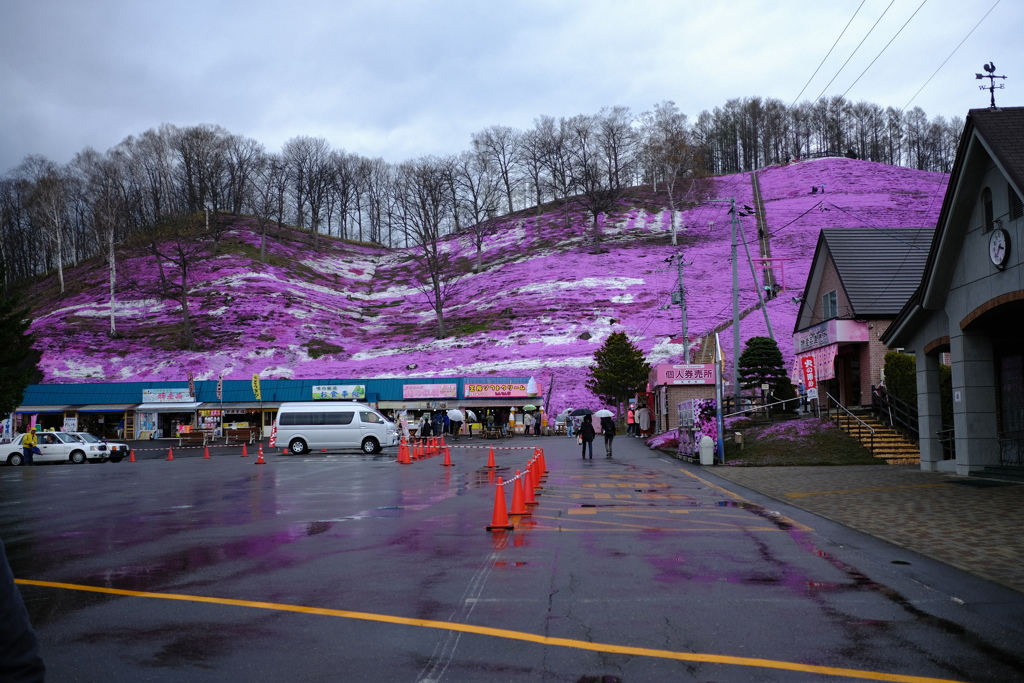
[[25, 157, 947, 415]]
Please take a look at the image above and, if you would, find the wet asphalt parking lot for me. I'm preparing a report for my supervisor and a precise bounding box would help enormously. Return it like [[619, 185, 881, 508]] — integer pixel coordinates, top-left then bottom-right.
[[3, 436, 1024, 682]]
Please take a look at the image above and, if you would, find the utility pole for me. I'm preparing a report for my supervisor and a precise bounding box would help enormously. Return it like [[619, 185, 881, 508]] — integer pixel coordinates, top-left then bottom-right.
[[730, 198, 742, 411], [670, 253, 690, 363]]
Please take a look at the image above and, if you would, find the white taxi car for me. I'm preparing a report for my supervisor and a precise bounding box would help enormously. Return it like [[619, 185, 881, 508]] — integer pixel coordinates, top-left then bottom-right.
[[70, 432, 130, 463], [5, 431, 110, 466]]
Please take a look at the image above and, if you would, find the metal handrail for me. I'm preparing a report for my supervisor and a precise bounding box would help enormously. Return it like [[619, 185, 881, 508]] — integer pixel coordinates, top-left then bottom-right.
[[871, 387, 919, 440], [826, 393, 874, 454], [724, 397, 799, 419]]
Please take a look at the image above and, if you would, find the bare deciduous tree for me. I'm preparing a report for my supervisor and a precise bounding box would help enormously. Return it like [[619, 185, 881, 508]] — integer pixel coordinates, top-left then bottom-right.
[[394, 158, 465, 338]]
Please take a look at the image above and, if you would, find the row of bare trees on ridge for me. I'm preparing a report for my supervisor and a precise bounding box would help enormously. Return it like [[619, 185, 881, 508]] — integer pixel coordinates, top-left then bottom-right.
[[0, 95, 961, 341]]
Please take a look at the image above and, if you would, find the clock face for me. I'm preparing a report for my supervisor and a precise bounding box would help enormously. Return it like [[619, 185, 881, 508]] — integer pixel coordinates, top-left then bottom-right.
[[990, 228, 1010, 268]]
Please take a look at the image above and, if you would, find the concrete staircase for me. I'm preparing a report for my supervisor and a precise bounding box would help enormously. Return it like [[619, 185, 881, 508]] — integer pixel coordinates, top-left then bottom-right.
[[835, 412, 920, 465]]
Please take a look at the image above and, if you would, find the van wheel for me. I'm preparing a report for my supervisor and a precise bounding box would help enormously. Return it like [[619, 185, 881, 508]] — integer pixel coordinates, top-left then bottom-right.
[[70, 450, 87, 464], [361, 437, 380, 454], [289, 438, 308, 455], [109, 455, 123, 463], [7, 453, 23, 466]]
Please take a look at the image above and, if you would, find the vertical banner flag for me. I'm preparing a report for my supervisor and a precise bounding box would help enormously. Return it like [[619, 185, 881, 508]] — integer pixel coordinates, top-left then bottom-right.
[[216, 376, 223, 401], [187, 371, 195, 398], [251, 374, 262, 401], [800, 356, 818, 399]]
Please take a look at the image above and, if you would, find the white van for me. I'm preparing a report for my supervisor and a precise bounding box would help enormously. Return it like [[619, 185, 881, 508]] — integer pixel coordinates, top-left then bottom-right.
[[274, 402, 399, 455]]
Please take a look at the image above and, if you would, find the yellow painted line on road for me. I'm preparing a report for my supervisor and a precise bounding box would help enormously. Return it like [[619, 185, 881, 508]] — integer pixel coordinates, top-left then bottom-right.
[[784, 484, 951, 499], [15, 578, 965, 682], [679, 469, 813, 532]]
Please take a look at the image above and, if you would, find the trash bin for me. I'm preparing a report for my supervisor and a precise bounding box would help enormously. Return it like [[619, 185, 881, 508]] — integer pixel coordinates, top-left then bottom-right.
[[699, 435, 715, 466]]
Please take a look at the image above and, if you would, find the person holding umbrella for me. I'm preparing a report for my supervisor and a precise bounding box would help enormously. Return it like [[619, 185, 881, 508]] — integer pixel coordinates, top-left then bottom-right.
[[595, 409, 616, 457], [446, 408, 464, 441]]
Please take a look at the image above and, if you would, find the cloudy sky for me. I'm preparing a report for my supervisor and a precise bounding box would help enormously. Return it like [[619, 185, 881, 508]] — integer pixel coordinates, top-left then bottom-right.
[[1, 0, 1019, 173]]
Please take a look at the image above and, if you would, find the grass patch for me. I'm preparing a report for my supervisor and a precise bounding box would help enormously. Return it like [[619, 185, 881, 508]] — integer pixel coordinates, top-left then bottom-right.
[[305, 339, 345, 359], [722, 417, 883, 466]]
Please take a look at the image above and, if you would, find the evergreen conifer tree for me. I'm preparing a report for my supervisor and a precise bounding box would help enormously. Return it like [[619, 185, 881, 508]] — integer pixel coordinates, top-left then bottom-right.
[[737, 336, 788, 390], [586, 332, 650, 417], [0, 283, 40, 419]]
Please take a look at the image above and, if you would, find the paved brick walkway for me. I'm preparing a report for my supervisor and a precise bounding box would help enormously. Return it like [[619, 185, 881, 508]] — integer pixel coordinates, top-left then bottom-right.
[[707, 465, 1024, 595]]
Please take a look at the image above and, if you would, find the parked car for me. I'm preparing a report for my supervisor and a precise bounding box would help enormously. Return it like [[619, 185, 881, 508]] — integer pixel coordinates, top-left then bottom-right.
[[69, 432, 130, 463], [273, 402, 399, 455], [4, 431, 103, 466]]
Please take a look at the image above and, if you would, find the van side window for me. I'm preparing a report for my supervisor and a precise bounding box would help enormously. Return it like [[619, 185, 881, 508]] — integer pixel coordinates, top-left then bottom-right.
[[360, 411, 383, 424], [281, 411, 353, 426]]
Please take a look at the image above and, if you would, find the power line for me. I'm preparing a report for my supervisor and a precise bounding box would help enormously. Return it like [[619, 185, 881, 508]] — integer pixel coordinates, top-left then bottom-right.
[[840, 0, 928, 101], [810, 0, 897, 108], [901, 0, 1002, 113], [791, 0, 867, 106]]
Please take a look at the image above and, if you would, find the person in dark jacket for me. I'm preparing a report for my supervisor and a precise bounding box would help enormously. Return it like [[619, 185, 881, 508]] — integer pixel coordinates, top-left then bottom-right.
[[601, 415, 616, 457], [0, 537, 45, 682], [579, 415, 595, 459]]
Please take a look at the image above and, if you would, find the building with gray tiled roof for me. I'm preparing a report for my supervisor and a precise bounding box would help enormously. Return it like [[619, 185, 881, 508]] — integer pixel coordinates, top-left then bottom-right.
[[883, 107, 1024, 475], [793, 228, 933, 408]]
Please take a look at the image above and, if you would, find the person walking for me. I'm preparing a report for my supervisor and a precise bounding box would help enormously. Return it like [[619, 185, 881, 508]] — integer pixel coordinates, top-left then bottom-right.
[[579, 415, 595, 459], [627, 407, 636, 436], [534, 410, 543, 436], [601, 415, 616, 456], [566, 411, 575, 438], [523, 411, 534, 437], [21, 428, 37, 466]]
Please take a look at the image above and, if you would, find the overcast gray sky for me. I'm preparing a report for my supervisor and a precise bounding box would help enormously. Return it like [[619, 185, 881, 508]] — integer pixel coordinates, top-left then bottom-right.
[[1, 0, 1019, 173]]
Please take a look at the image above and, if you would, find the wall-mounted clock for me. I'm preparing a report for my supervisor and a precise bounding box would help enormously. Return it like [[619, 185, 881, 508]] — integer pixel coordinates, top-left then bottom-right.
[[990, 227, 1010, 269]]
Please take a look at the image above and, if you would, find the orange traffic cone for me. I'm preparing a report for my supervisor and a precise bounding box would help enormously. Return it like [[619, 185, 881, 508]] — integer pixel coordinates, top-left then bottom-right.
[[531, 459, 543, 491], [441, 445, 453, 466], [166, 447, 174, 461], [486, 478, 514, 531], [524, 468, 538, 506], [510, 471, 530, 515], [255, 446, 266, 465], [486, 447, 496, 468], [241, 443, 249, 458], [538, 448, 548, 474], [128, 449, 136, 462], [203, 445, 211, 459], [398, 438, 411, 464]]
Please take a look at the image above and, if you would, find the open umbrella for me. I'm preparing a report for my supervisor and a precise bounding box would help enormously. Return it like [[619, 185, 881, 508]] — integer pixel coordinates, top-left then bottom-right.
[[594, 409, 614, 418], [570, 408, 593, 417], [446, 409, 465, 422], [465, 409, 477, 422], [522, 404, 538, 412]]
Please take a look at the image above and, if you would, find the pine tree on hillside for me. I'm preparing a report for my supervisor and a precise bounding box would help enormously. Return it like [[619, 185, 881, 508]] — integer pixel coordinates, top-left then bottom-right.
[[0, 284, 41, 418], [586, 332, 650, 418], [737, 336, 788, 390]]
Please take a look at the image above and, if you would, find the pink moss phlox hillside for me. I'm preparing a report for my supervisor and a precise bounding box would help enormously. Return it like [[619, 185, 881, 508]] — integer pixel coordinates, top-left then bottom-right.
[[26, 159, 947, 416]]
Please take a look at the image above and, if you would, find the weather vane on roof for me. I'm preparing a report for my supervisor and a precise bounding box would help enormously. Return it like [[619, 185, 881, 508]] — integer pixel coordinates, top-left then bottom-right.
[[976, 62, 1007, 109]]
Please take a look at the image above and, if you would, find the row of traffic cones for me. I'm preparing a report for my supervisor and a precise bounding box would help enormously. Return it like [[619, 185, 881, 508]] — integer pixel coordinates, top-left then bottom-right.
[[486, 448, 547, 531], [397, 436, 451, 465], [149, 443, 266, 464]]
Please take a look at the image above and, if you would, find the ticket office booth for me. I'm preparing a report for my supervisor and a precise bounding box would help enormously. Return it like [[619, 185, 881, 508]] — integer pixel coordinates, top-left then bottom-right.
[[134, 402, 202, 439]]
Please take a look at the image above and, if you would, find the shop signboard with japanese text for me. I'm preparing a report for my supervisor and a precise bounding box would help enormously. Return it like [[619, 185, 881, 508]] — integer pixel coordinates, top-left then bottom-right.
[[403, 383, 458, 399], [465, 382, 541, 398], [649, 364, 716, 386], [142, 389, 193, 403], [312, 385, 366, 400]]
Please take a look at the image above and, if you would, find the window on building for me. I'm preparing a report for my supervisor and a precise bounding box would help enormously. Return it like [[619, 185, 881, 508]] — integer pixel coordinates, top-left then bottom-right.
[[1010, 183, 1024, 222], [822, 290, 838, 320], [983, 187, 994, 230]]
